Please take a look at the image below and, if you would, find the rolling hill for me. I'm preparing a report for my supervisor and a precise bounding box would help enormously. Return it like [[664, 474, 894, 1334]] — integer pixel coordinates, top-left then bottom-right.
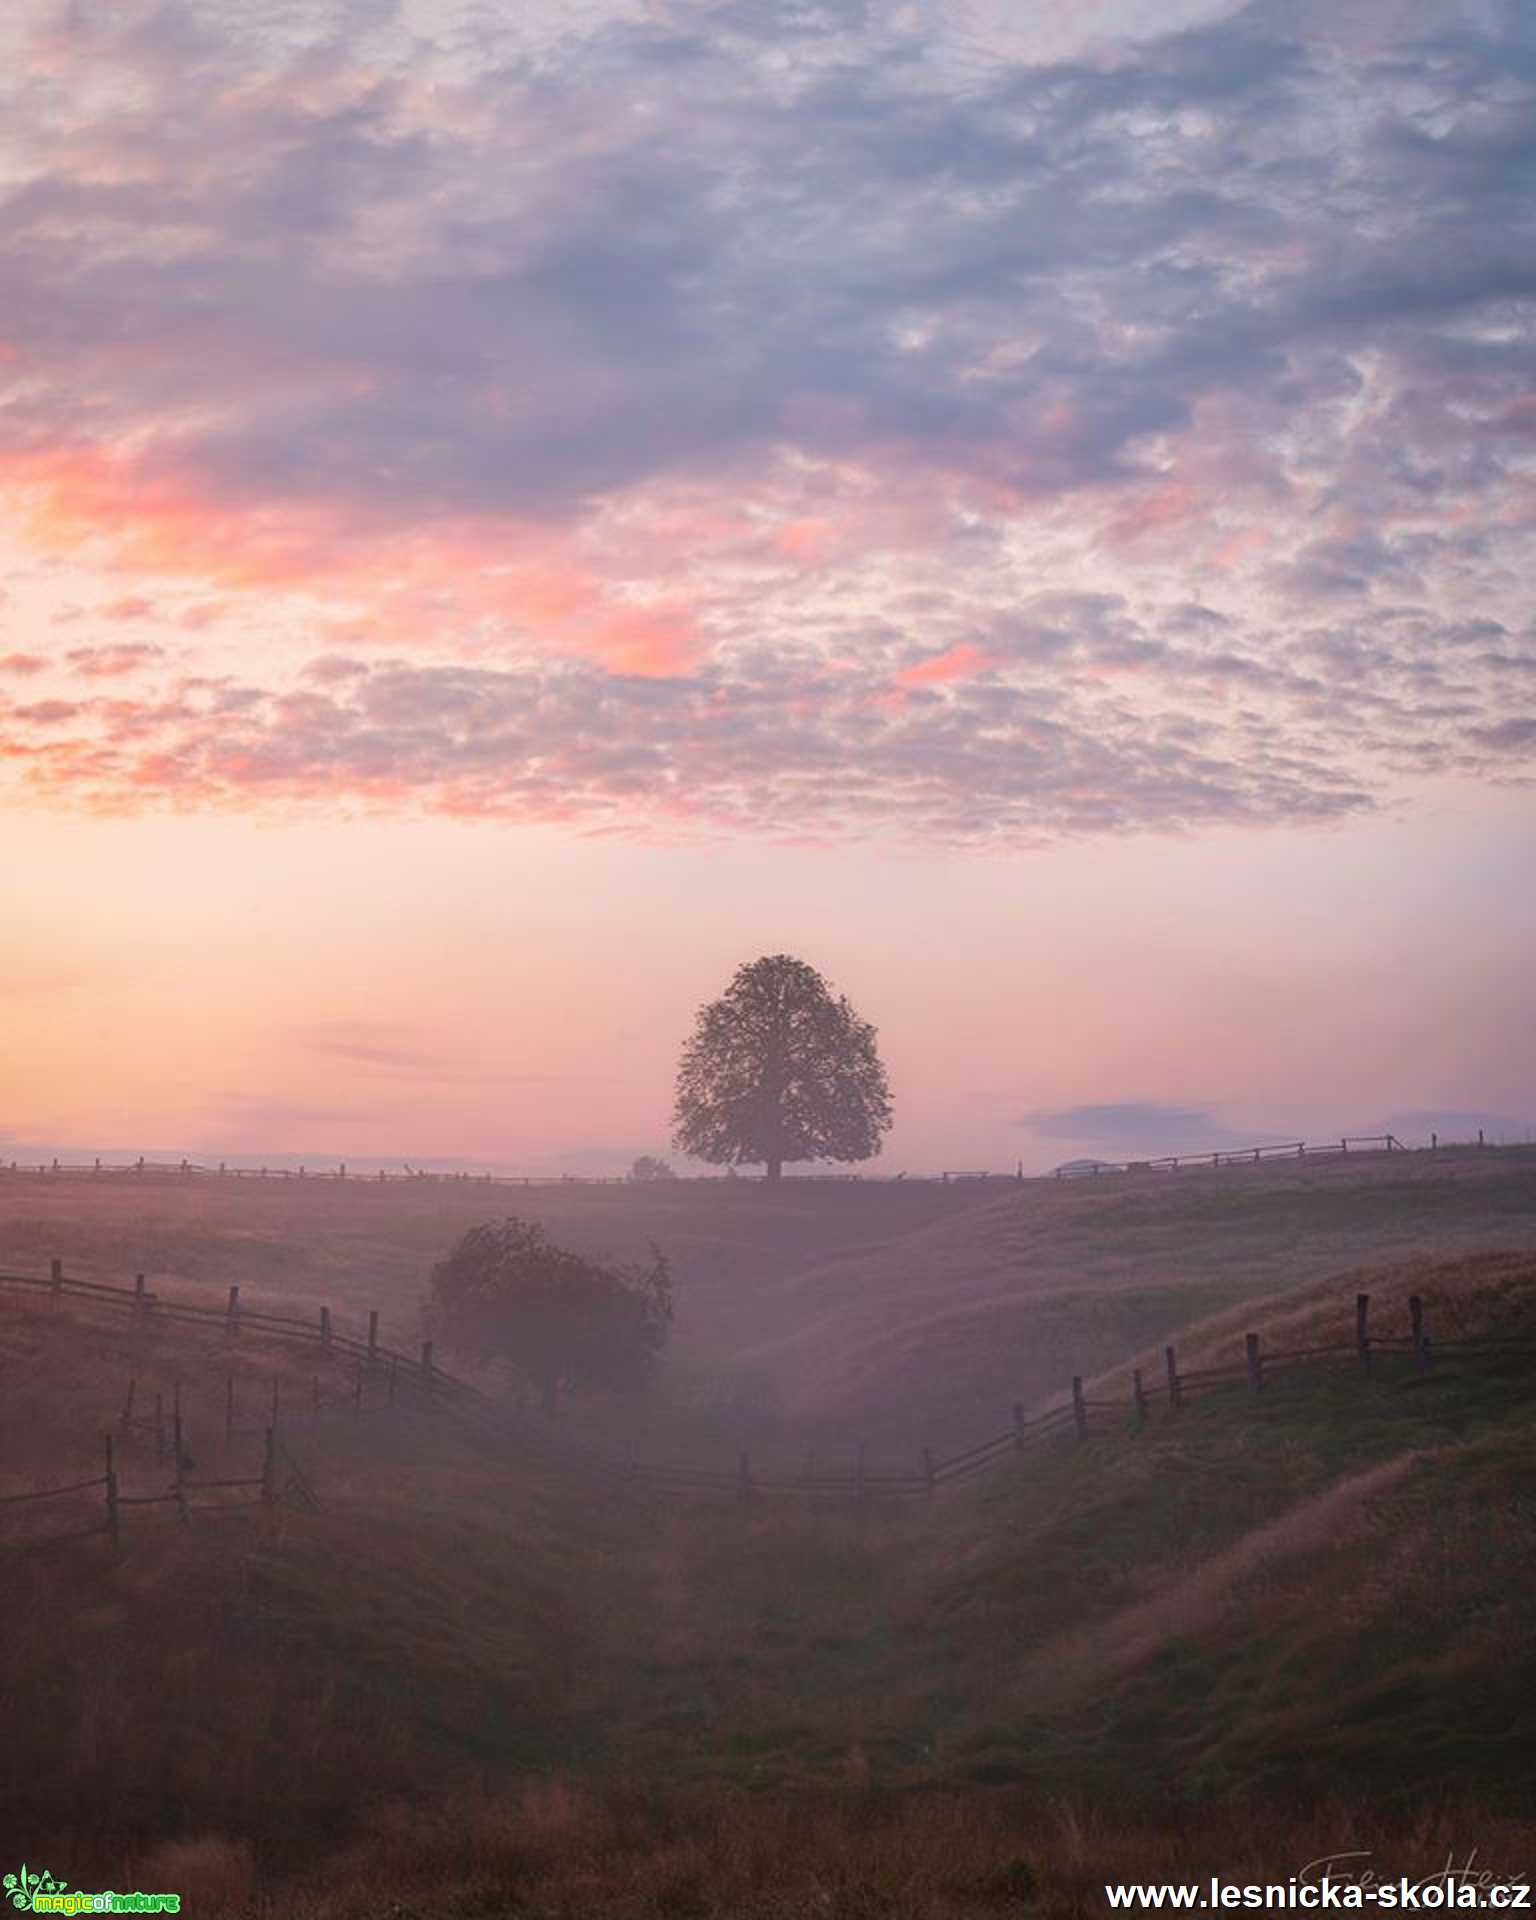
[[7, 1227, 1536, 1913], [728, 1144, 1536, 1448]]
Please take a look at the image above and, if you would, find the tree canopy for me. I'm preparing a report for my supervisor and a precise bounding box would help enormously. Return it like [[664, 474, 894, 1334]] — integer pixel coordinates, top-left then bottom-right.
[[629, 1154, 677, 1182], [671, 953, 893, 1182], [429, 1216, 671, 1411]]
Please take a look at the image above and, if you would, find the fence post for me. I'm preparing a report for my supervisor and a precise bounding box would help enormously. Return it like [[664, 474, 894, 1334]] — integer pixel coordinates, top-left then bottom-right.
[[367, 1310, 379, 1367], [1356, 1293, 1371, 1374], [1410, 1294, 1430, 1372], [1012, 1401, 1027, 1453], [226, 1284, 240, 1338], [354, 1362, 364, 1414], [270, 1375, 280, 1430], [1246, 1333, 1263, 1393], [50, 1257, 63, 1297], [738, 1449, 752, 1506], [104, 1434, 119, 1552], [1165, 1344, 1182, 1411], [173, 1401, 188, 1524], [320, 1305, 331, 1349], [133, 1273, 146, 1322], [121, 1377, 136, 1440], [261, 1427, 275, 1507], [1071, 1375, 1088, 1440], [420, 1340, 434, 1380], [1132, 1367, 1147, 1425], [1431, 1131, 1438, 1151]]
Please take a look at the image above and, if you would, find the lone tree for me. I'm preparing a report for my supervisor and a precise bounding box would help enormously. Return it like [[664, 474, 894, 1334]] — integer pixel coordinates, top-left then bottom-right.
[[672, 954, 893, 1183], [628, 1154, 677, 1182], [429, 1217, 671, 1413]]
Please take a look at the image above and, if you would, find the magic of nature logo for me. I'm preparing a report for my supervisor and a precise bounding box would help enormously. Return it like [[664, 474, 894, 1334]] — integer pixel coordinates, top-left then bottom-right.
[[4, 1865, 181, 1913]]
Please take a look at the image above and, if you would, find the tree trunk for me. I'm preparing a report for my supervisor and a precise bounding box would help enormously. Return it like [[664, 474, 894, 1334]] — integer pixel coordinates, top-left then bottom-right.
[[766, 1157, 783, 1184]]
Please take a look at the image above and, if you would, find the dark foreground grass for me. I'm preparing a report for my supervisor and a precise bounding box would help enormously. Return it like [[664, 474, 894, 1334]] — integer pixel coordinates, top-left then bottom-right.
[[57, 1786, 1536, 1919]]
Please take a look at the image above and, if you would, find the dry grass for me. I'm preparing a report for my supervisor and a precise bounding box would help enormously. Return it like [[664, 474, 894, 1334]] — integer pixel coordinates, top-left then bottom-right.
[[79, 1785, 1536, 1918], [4, 1147, 1532, 1458], [1048, 1451, 1424, 1680], [8, 1167, 1536, 1891], [733, 1146, 1536, 1444], [1092, 1247, 1536, 1395], [0, 1287, 368, 1496], [0, 1165, 983, 1357]]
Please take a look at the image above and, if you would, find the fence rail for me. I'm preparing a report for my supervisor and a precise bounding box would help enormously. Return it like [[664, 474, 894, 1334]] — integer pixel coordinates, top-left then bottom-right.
[[0, 1415, 291, 1549], [0, 1130, 1524, 1191], [7, 1258, 1536, 1546]]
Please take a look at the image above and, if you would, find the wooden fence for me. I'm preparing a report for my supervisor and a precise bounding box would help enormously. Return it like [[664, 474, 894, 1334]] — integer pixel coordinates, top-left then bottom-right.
[[0, 1419, 287, 1552], [7, 1259, 1536, 1544], [0, 1130, 1516, 1188], [1050, 1134, 1416, 1177]]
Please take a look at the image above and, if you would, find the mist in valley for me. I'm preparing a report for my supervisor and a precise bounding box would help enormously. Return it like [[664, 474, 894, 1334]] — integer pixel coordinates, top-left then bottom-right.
[[5, 0, 1536, 1906]]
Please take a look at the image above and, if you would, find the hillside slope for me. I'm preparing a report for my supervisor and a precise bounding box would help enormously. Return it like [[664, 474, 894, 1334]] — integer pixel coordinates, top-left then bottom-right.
[[0, 1165, 988, 1368], [733, 1146, 1536, 1446], [9, 1254, 1536, 1900]]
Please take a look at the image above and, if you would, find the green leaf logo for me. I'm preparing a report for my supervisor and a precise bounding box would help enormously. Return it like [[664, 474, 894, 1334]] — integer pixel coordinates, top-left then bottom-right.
[[4, 1864, 68, 1909]]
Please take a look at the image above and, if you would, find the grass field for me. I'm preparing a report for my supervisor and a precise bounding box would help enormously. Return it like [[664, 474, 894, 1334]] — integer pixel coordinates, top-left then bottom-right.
[[5, 1154, 1536, 1914], [5, 1145, 1534, 1459], [732, 1145, 1536, 1445], [0, 1162, 982, 1383]]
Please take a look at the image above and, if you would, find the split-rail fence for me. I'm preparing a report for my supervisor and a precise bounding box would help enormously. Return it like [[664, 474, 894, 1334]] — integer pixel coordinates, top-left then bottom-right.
[[3, 1259, 1534, 1549]]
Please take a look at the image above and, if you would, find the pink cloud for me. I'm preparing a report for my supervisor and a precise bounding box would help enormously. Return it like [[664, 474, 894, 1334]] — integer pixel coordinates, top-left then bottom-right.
[[3, 440, 701, 678], [66, 643, 164, 678], [894, 643, 994, 689]]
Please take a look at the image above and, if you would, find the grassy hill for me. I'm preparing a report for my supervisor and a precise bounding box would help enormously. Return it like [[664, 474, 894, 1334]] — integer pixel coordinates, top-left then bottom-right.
[[8, 1145, 1534, 1467], [0, 1293, 632, 1866], [731, 1145, 1536, 1446], [0, 1162, 987, 1368], [6, 1168, 1536, 1914], [566, 1253, 1536, 1811]]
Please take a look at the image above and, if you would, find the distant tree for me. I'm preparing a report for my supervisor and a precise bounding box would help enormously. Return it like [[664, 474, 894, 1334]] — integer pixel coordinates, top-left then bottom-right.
[[629, 1154, 678, 1182], [429, 1217, 671, 1413], [672, 953, 893, 1183]]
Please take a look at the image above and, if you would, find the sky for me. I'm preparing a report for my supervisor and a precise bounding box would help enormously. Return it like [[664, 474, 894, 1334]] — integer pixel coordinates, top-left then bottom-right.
[[1, 0, 1533, 1173]]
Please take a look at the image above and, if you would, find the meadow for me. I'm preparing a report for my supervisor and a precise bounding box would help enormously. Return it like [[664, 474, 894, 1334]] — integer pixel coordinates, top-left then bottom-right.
[[3, 1146, 1536, 1915]]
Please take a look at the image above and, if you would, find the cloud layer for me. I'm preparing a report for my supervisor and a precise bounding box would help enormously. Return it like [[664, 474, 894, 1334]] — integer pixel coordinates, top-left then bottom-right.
[[1, 0, 1533, 840]]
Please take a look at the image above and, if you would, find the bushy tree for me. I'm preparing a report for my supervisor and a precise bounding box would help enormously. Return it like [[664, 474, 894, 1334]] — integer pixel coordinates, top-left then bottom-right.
[[429, 1217, 671, 1412], [672, 954, 893, 1183], [629, 1154, 677, 1182]]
